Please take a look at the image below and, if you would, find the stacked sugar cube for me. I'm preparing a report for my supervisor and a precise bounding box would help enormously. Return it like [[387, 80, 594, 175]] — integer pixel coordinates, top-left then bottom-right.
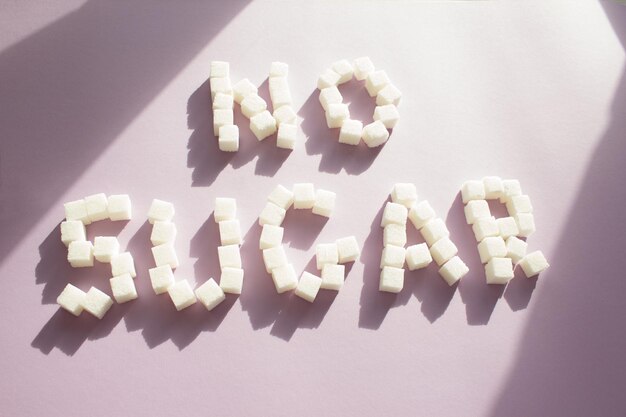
[[317, 57, 401, 148], [231, 68, 278, 142], [462, 177, 550, 284], [269, 62, 298, 150], [210, 61, 238, 152]]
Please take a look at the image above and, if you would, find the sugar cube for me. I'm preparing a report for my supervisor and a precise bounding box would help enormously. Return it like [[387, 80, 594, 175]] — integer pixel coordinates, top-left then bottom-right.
[[213, 92, 234, 109], [376, 84, 402, 106], [148, 199, 175, 224], [168, 279, 197, 311], [241, 94, 267, 118], [232, 78, 258, 104], [107, 194, 132, 221], [430, 237, 458, 266], [213, 108, 234, 136], [276, 123, 297, 150], [67, 240, 94, 267], [472, 216, 499, 242], [391, 183, 417, 208], [317, 69, 341, 89], [379, 266, 404, 293], [336, 236, 361, 263], [464, 200, 491, 225], [260, 224, 284, 250], [218, 244, 241, 269], [111, 252, 136, 278], [109, 273, 138, 303], [82, 287, 113, 319], [295, 272, 323, 302], [93, 236, 120, 263], [269, 88, 293, 109], [320, 264, 345, 290], [273, 105, 297, 126], [477, 236, 507, 264], [60, 220, 86, 247], [519, 251, 550, 277], [353, 56, 375, 81], [405, 243, 432, 270], [210, 61, 229, 78], [195, 278, 225, 311], [250, 110, 277, 141], [461, 180, 486, 204], [268, 184, 294, 210], [293, 183, 316, 209], [483, 176, 504, 199], [381, 202, 408, 227], [497, 217, 519, 239], [325, 103, 350, 129], [383, 224, 407, 247], [220, 267, 244, 294], [219, 124, 239, 152], [499, 179, 523, 203], [271, 264, 298, 293], [151, 243, 179, 269], [312, 189, 336, 217], [57, 283, 86, 316], [151, 221, 177, 246], [362, 121, 390, 148], [64, 199, 91, 225], [505, 236, 528, 263], [218, 219, 242, 246], [438, 256, 469, 286], [380, 245, 406, 268], [316, 243, 339, 269], [319, 86, 343, 111], [485, 257, 514, 285], [270, 61, 289, 77], [420, 218, 450, 246], [269, 76, 289, 92], [263, 245, 288, 273], [514, 213, 536, 237], [331, 59, 354, 84], [365, 70, 391, 97], [339, 119, 363, 145], [409, 200, 436, 230], [373, 104, 400, 129], [210, 77, 232, 101], [259, 202, 286, 226], [148, 265, 175, 295], [506, 195, 533, 215], [84, 193, 108, 222], [215, 197, 236, 222]]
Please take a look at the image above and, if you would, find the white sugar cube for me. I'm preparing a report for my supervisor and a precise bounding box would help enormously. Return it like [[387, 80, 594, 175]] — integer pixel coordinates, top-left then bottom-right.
[[271, 264, 298, 293], [259, 202, 286, 226], [405, 243, 432, 270], [506, 195, 533, 215], [111, 252, 136, 278], [353, 56, 375, 80], [232, 78, 258, 104], [319, 86, 343, 111], [514, 213, 536, 237], [485, 257, 514, 285], [220, 267, 244, 294], [295, 272, 322, 302], [241, 94, 267, 118], [64, 199, 91, 225], [325, 103, 350, 129], [60, 220, 86, 247], [151, 243, 179, 269], [260, 224, 284, 249], [312, 189, 336, 217], [464, 200, 491, 225], [376, 84, 402, 106], [218, 244, 241, 269], [331, 59, 354, 84], [269, 76, 289, 92], [270, 61, 289, 77], [477, 236, 507, 264], [317, 69, 341, 89], [373, 104, 400, 129], [362, 121, 389, 148], [381, 202, 408, 227], [218, 219, 242, 246], [383, 224, 407, 247], [277, 123, 297, 150], [320, 264, 345, 290], [365, 70, 390, 96], [268, 184, 294, 210], [379, 266, 404, 293], [151, 221, 177, 246], [148, 199, 175, 224], [336, 236, 360, 263], [107, 194, 132, 221], [57, 284, 86, 316], [195, 278, 225, 311], [250, 110, 277, 141], [519, 251, 550, 277], [293, 183, 316, 209], [339, 119, 363, 145], [109, 273, 138, 303], [505, 236, 528, 263], [273, 105, 297, 126], [263, 245, 288, 273], [219, 124, 239, 152], [497, 217, 519, 239], [380, 245, 406, 268], [499, 179, 523, 203], [430, 237, 458, 266], [391, 183, 417, 208], [148, 265, 175, 295], [420, 218, 450, 246], [82, 287, 113, 319], [472, 216, 499, 242], [67, 240, 94, 267], [85, 193, 108, 222], [213, 108, 234, 136], [215, 197, 236, 222], [438, 256, 469, 286], [213, 92, 234, 109], [316, 243, 339, 269], [483, 176, 504, 199], [409, 200, 436, 230], [270, 87, 293, 109], [168, 279, 197, 311], [210, 77, 232, 101], [461, 180, 486, 204], [210, 61, 229, 78], [93, 236, 120, 263]]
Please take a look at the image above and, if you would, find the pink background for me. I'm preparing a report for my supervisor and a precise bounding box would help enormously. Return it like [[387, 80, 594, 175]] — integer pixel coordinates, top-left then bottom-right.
[[1, 1, 626, 415]]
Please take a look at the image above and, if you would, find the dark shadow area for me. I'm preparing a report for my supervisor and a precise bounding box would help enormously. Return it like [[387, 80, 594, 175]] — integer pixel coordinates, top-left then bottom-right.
[[489, 3, 626, 415], [503, 266, 537, 311]]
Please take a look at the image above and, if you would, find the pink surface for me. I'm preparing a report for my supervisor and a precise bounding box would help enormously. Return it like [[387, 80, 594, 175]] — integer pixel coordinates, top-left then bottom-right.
[[1, 1, 626, 416]]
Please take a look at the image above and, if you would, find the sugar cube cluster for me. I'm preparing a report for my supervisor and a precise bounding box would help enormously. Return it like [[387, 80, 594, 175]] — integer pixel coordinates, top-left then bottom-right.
[[210, 61, 238, 152], [269, 62, 299, 150]]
